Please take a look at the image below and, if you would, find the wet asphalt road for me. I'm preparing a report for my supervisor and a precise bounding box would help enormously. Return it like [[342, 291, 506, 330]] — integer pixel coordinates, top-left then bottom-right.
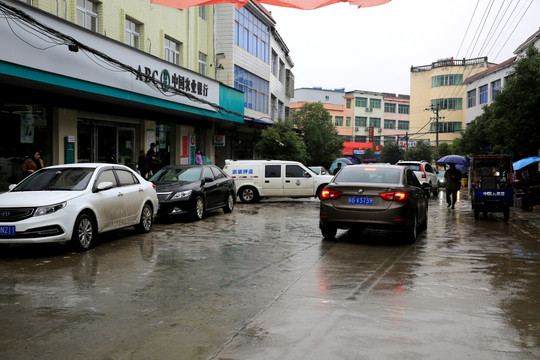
[[1, 192, 539, 360]]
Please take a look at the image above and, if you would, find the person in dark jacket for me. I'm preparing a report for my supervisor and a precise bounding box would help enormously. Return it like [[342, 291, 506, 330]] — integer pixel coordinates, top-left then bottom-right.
[[444, 162, 462, 209], [21, 150, 44, 177], [138, 149, 150, 179]]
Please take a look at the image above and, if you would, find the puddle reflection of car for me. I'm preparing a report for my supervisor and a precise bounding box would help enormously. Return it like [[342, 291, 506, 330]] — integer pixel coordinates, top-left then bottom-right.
[[319, 164, 428, 243], [151, 165, 236, 220], [0, 164, 159, 251]]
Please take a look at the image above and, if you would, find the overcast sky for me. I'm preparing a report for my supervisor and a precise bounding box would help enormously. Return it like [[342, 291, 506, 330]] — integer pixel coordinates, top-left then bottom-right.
[[265, 0, 540, 95]]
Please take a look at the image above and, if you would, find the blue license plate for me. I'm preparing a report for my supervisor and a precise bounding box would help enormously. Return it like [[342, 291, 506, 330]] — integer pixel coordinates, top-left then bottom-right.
[[0, 225, 16, 235], [348, 196, 374, 205]]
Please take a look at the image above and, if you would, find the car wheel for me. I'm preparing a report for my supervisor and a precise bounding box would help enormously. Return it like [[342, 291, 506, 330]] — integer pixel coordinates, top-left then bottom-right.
[[239, 186, 259, 203], [320, 222, 337, 240], [223, 192, 235, 213], [404, 213, 418, 243], [136, 203, 153, 233], [192, 196, 205, 220], [71, 213, 95, 251]]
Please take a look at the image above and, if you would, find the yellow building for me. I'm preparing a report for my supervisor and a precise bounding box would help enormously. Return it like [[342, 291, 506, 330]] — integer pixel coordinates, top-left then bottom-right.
[[409, 57, 494, 148]]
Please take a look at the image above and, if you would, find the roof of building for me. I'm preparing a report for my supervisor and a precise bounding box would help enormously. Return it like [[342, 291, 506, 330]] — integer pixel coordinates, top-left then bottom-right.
[[463, 56, 517, 84], [514, 27, 540, 55]]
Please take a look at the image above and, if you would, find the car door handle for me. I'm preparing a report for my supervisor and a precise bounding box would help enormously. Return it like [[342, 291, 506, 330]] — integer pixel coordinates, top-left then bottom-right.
[[285, 180, 291, 183], [265, 180, 270, 183]]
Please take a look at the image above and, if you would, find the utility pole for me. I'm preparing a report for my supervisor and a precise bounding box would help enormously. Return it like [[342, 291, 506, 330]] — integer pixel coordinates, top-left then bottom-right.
[[426, 104, 445, 148]]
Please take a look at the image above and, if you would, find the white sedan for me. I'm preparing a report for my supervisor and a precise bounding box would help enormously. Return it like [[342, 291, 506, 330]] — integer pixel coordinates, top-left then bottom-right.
[[0, 163, 158, 251]]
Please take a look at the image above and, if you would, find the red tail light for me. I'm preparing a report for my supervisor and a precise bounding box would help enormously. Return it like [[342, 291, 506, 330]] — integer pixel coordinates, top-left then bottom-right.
[[321, 189, 343, 200], [152, 184, 156, 190], [379, 191, 409, 202]]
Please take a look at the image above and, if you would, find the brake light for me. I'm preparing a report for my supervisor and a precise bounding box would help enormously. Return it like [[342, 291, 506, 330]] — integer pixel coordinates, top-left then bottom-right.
[[321, 189, 343, 200], [420, 164, 427, 178], [421, 172, 427, 178], [379, 191, 409, 202]]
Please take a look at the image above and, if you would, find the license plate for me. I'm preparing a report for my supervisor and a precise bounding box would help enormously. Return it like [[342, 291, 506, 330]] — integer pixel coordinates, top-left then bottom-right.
[[348, 196, 374, 205], [0, 225, 16, 235]]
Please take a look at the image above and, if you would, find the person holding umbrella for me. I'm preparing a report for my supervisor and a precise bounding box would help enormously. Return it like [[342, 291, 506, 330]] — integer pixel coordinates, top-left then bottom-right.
[[444, 162, 462, 209]]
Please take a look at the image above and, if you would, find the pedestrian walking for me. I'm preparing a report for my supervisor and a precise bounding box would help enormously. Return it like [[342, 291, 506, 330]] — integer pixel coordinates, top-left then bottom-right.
[[444, 162, 462, 209], [146, 142, 159, 175], [195, 149, 203, 165]]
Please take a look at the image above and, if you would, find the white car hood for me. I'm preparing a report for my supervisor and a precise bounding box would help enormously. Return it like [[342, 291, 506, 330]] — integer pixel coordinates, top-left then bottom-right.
[[0, 191, 84, 207]]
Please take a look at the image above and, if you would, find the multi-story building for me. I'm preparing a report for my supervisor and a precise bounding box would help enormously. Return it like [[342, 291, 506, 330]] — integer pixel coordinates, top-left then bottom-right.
[[0, 0, 248, 191], [291, 87, 410, 157], [464, 27, 540, 126], [410, 57, 495, 148], [214, 2, 294, 163]]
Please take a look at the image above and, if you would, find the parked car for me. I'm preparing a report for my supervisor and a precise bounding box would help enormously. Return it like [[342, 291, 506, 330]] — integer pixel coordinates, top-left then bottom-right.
[[223, 159, 333, 203], [437, 170, 446, 188], [396, 160, 439, 197], [0, 163, 158, 250], [308, 166, 330, 176], [319, 164, 428, 242], [150, 165, 236, 220]]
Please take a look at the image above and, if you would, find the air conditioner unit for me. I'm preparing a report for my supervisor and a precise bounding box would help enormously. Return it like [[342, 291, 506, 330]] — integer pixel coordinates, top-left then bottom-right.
[[378, 128, 382, 133], [366, 107, 372, 112], [365, 127, 370, 131], [354, 127, 359, 131]]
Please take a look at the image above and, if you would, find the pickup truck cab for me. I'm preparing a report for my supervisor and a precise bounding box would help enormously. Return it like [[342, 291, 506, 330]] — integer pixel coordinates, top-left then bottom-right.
[[223, 159, 333, 203]]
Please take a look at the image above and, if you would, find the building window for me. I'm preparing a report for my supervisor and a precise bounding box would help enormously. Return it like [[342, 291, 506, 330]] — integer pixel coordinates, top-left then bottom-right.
[[355, 116, 367, 127], [398, 121, 409, 130], [431, 74, 463, 87], [431, 98, 463, 110], [369, 117, 381, 128], [346, 99, 351, 109], [77, 0, 98, 32], [198, 52, 207, 75], [164, 36, 181, 65], [346, 117, 351, 127], [491, 79, 501, 101], [467, 89, 476, 108], [279, 59, 285, 83], [384, 119, 396, 129], [479, 85, 488, 104], [125, 17, 141, 49], [335, 116, 344, 126], [384, 103, 396, 113], [235, 7, 270, 63], [355, 97, 367, 107], [271, 50, 278, 76], [369, 99, 381, 109], [199, 6, 207, 20], [278, 100, 284, 119], [398, 104, 409, 114], [430, 122, 462, 133], [234, 65, 269, 113]]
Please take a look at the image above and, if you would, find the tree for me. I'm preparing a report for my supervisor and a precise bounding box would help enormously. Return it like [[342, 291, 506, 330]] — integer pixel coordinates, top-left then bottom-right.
[[256, 118, 307, 162], [403, 141, 433, 162], [380, 143, 404, 164], [434, 142, 452, 161], [293, 103, 343, 168], [363, 148, 375, 161]]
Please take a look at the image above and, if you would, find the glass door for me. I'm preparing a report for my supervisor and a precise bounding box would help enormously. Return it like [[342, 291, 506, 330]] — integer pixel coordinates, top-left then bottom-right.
[[118, 127, 136, 169]]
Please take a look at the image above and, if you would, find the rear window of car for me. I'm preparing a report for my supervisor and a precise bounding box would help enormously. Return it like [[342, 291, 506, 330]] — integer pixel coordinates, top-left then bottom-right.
[[335, 167, 401, 184], [399, 163, 421, 172]]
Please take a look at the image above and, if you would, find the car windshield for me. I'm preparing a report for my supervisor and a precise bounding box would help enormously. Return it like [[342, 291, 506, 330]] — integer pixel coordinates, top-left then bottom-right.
[[151, 167, 202, 183], [12, 168, 94, 191], [335, 167, 401, 184]]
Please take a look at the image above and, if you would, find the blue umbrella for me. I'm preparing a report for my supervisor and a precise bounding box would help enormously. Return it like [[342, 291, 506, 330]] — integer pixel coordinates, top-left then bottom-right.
[[329, 158, 353, 174], [455, 164, 468, 174], [437, 155, 470, 166], [513, 156, 540, 171]]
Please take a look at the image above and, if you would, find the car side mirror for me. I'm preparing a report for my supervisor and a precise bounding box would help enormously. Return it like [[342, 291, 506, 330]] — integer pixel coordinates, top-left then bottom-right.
[[205, 176, 214, 183], [304, 171, 311, 178], [96, 181, 114, 191]]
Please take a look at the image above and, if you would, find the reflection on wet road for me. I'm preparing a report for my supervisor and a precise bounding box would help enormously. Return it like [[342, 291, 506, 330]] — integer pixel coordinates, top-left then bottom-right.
[[1, 192, 539, 360]]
